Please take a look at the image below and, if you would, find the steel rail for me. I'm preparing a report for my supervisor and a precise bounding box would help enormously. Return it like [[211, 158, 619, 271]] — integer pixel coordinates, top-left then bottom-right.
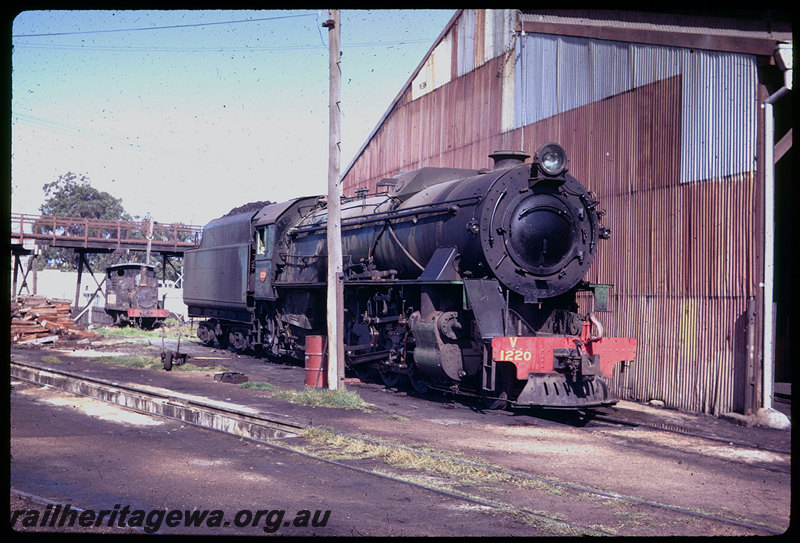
[[8, 360, 608, 536], [588, 409, 791, 458], [10, 488, 154, 535], [10, 360, 305, 440], [11, 360, 784, 535], [330, 428, 786, 536]]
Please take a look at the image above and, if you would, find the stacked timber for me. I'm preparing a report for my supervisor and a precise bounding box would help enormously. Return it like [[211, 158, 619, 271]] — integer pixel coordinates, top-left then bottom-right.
[[10, 296, 96, 344]]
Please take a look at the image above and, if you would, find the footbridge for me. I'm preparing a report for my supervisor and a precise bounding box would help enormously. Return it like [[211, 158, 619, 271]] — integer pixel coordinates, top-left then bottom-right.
[[10, 213, 203, 319]]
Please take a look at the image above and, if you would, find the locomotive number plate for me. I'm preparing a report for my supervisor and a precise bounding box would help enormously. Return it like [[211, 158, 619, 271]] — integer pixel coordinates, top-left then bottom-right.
[[491, 336, 563, 376], [492, 337, 533, 362], [496, 347, 533, 362], [492, 335, 637, 380]]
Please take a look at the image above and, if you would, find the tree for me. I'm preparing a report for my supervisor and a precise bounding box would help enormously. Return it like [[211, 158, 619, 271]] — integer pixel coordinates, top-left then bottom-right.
[[36, 172, 133, 271], [40, 172, 129, 220]]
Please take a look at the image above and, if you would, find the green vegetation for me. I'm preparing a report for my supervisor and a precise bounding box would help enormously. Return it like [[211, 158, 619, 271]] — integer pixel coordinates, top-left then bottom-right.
[[96, 355, 163, 369], [37, 172, 131, 271], [94, 319, 199, 341], [40, 355, 62, 364], [295, 427, 600, 536], [94, 355, 222, 373], [239, 381, 279, 391], [301, 427, 512, 487], [173, 363, 226, 372], [157, 319, 199, 340], [93, 327, 157, 340], [273, 388, 370, 411]]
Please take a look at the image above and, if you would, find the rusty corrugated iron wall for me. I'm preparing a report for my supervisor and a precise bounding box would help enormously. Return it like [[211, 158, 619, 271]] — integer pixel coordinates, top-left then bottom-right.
[[342, 9, 768, 415]]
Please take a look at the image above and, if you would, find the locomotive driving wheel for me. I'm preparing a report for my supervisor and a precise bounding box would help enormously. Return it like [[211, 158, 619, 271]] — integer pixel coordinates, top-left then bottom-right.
[[379, 369, 403, 387], [258, 311, 281, 356], [407, 369, 430, 394], [353, 364, 377, 381]]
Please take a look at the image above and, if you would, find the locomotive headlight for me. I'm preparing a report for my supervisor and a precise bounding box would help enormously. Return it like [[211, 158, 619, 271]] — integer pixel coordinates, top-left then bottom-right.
[[535, 143, 567, 176]]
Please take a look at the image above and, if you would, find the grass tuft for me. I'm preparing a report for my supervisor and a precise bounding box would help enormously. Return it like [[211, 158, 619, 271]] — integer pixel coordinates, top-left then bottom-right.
[[273, 387, 370, 410], [301, 427, 511, 487], [94, 319, 199, 341], [40, 355, 62, 364], [96, 355, 163, 369], [239, 381, 279, 391], [94, 355, 222, 372]]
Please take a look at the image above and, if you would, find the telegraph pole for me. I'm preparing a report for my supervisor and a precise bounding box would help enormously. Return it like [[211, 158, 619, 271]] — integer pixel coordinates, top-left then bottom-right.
[[145, 213, 154, 265], [323, 10, 345, 390]]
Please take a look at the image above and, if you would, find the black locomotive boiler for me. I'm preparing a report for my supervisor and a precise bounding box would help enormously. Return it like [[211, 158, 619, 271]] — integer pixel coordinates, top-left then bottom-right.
[[183, 143, 636, 408]]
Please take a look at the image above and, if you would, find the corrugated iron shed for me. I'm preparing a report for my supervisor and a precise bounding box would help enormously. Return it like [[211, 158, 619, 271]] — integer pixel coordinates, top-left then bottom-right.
[[341, 9, 792, 416]]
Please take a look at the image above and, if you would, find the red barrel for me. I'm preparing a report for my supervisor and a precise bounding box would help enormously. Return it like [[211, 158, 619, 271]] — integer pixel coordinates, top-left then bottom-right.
[[304, 335, 328, 387]]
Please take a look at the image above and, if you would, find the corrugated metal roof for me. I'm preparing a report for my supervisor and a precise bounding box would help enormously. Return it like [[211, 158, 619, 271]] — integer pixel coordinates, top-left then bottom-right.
[[519, 9, 791, 56], [344, 9, 789, 181], [514, 33, 760, 184], [522, 10, 791, 38]]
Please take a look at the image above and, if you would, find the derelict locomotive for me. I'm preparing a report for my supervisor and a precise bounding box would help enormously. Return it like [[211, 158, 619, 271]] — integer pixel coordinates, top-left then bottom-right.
[[183, 143, 636, 408], [102, 263, 170, 328]]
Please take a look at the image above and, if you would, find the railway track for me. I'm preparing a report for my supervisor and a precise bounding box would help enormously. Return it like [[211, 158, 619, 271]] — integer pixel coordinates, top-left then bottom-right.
[[10, 360, 786, 536], [588, 409, 791, 461], [495, 404, 792, 461]]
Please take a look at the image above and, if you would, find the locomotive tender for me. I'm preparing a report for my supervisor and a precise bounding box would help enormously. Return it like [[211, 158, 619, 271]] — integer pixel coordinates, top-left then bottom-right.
[[183, 143, 636, 408]]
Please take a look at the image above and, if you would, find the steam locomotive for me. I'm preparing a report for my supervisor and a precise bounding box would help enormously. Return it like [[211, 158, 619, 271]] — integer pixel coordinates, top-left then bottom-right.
[[183, 143, 636, 408], [103, 263, 170, 328]]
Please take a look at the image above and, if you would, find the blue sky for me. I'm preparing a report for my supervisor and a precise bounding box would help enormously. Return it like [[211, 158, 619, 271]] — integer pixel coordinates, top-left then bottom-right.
[[11, 9, 455, 225]]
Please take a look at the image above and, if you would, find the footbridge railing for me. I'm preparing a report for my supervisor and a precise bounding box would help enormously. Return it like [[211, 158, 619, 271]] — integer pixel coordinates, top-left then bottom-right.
[[10, 213, 202, 252]]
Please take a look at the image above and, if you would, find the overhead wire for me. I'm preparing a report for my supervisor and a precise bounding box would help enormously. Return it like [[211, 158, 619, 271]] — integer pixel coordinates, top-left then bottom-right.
[[12, 11, 442, 170], [11, 12, 316, 38], [14, 39, 432, 53], [13, 11, 432, 53]]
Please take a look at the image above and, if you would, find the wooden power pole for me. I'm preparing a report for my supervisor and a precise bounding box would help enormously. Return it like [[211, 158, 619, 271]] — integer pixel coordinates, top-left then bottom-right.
[[323, 10, 345, 391]]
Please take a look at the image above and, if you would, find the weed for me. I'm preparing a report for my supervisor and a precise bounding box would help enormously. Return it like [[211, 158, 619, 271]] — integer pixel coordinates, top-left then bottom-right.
[[301, 427, 511, 486], [40, 355, 62, 364], [94, 327, 157, 339], [172, 363, 226, 372], [613, 510, 654, 527], [93, 320, 199, 341], [94, 355, 220, 372], [96, 355, 162, 369], [239, 381, 279, 391], [273, 388, 370, 411], [286, 428, 606, 536]]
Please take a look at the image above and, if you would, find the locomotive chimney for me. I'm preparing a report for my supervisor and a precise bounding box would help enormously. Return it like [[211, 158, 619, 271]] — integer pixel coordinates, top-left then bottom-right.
[[489, 150, 530, 170]]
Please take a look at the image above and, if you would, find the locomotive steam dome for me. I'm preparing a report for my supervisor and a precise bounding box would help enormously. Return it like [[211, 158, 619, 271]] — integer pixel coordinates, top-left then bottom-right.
[[480, 145, 600, 302]]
